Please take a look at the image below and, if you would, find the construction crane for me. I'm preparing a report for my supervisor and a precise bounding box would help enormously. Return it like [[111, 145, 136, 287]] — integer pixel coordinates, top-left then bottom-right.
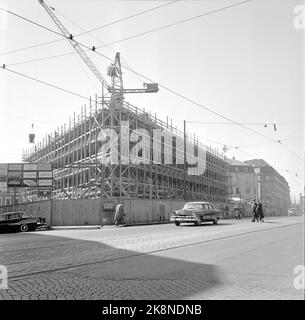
[[38, 0, 159, 109]]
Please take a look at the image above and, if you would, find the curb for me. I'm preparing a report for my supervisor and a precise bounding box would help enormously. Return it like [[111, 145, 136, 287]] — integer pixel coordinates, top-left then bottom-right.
[[50, 225, 102, 230]]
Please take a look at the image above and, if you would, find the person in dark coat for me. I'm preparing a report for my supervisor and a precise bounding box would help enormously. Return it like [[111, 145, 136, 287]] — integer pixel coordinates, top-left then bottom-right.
[[251, 200, 259, 222], [257, 201, 264, 222]]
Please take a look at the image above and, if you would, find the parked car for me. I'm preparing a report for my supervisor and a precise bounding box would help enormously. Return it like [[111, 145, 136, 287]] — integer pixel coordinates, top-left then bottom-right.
[[0, 211, 47, 233], [170, 201, 223, 226], [288, 208, 297, 216]]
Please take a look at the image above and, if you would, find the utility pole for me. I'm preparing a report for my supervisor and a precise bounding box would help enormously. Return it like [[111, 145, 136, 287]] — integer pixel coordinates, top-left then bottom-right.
[[183, 120, 187, 200]]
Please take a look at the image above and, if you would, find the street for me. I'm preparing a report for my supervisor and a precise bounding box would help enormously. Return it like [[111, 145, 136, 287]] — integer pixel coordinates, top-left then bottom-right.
[[0, 216, 304, 300]]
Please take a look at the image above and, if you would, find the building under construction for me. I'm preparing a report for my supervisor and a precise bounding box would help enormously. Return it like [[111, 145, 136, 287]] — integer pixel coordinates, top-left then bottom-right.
[[22, 1, 229, 204], [22, 94, 228, 203]]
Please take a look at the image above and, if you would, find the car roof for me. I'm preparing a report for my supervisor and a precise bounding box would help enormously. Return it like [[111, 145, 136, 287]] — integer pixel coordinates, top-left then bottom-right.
[[1, 211, 24, 215], [185, 202, 212, 205]]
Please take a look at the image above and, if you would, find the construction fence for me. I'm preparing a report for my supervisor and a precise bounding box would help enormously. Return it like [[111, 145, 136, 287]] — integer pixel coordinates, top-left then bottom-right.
[[0, 198, 187, 226]]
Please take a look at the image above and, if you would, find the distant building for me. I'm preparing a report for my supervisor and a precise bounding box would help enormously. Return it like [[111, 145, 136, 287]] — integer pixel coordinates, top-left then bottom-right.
[[228, 157, 258, 203], [244, 159, 290, 216]]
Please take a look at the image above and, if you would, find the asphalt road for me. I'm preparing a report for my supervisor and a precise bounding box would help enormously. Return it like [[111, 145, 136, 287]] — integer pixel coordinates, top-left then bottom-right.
[[0, 216, 304, 300]]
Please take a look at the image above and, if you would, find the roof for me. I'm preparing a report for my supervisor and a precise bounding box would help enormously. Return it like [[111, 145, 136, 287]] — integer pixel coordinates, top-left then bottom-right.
[[228, 158, 251, 166], [243, 159, 271, 167]]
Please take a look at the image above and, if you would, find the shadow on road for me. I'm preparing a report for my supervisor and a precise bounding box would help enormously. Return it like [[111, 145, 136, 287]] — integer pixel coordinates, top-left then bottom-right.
[[180, 222, 233, 227], [0, 231, 223, 300]]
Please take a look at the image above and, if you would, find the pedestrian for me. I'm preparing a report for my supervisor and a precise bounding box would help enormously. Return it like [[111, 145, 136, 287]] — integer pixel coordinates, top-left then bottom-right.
[[251, 200, 259, 222], [114, 201, 125, 226], [224, 206, 229, 217], [257, 201, 264, 222]]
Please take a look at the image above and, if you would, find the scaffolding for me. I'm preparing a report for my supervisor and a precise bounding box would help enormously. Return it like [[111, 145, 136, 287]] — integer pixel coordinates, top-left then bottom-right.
[[22, 96, 229, 203]]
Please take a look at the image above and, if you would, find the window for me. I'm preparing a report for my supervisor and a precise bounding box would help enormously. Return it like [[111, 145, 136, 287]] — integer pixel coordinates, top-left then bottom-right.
[[183, 203, 203, 210], [5, 198, 11, 205], [236, 187, 240, 194]]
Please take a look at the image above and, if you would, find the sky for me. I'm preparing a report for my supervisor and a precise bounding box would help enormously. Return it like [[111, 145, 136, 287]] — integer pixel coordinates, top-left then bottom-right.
[[0, 0, 304, 199]]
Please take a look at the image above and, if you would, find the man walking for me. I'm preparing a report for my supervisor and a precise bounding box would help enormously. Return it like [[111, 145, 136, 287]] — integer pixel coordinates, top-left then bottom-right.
[[114, 201, 125, 226]]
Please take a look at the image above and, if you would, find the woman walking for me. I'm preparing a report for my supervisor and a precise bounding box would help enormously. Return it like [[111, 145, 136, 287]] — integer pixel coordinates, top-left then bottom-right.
[[251, 200, 259, 222]]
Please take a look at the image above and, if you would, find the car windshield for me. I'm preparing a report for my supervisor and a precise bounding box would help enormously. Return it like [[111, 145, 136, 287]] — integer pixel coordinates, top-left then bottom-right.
[[183, 203, 203, 210]]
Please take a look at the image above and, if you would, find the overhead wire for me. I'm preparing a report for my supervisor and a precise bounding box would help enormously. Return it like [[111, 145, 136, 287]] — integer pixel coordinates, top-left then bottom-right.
[[4, 0, 254, 68], [0, 0, 178, 56], [1, 0, 302, 162]]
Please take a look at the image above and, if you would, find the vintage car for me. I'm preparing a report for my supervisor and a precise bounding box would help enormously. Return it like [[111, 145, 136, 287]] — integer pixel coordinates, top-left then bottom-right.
[[170, 201, 223, 226], [0, 211, 47, 233]]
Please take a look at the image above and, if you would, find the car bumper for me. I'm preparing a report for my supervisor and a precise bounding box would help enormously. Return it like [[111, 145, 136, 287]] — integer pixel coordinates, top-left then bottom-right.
[[170, 215, 198, 222], [170, 215, 218, 223]]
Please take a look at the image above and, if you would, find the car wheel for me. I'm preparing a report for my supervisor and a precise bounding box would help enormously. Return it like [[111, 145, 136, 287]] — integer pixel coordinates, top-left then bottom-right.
[[20, 224, 29, 232], [195, 220, 201, 226], [213, 219, 218, 225], [174, 221, 180, 226]]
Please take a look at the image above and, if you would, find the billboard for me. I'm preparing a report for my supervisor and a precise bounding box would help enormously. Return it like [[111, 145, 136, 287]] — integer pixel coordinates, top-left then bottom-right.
[[4, 163, 53, 188]]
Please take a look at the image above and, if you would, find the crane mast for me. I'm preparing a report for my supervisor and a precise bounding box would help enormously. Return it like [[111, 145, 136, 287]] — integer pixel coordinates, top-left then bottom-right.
[[38, 0, 159, 110]]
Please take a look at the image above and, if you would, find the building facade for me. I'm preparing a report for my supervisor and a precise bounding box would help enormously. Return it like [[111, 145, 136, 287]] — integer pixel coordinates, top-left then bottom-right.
[[245, 159, 290, 216], [228, 157, 258, 203]]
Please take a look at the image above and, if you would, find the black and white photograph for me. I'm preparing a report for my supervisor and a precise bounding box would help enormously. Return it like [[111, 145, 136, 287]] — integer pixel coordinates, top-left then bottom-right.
[[0, 0, 304, 313]]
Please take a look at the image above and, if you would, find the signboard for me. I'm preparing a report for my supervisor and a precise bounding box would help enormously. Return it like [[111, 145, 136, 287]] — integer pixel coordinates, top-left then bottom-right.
[[24, 164, 37, 171], [38, 171, 52, 178], [4, 163, 53, 188], [8, 171, 22, 178], [7, 179, 22, 187], [8, 164, 22, 171], [38, 163, 52, 171], [23, 179, 37, 187], [23, 172, 37, 179], [38, 179, 53, 187]]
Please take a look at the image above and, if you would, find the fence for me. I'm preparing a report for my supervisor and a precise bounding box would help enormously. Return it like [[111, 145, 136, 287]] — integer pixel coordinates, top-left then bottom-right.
[[0, 198, 186, 226]]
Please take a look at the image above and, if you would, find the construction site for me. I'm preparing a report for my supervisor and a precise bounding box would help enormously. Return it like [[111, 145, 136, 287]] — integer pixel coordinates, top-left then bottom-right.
[[18, 0, 229, 208], [22, 90, 228, 204]]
